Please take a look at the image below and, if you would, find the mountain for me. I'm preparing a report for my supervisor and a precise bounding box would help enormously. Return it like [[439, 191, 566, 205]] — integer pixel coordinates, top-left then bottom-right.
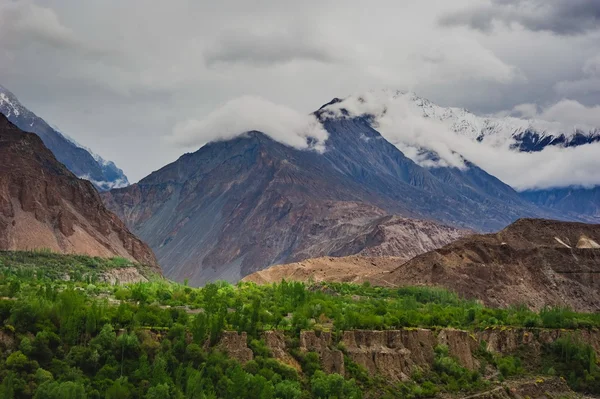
[[0, 85, 129, 191], [383, 218, 600, 311], [103, 107, 563, 284], [320, 90, 600, 219], [0, 114, 159, 269]]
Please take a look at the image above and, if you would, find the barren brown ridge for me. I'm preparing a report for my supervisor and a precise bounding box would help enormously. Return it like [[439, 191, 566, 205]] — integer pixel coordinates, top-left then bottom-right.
[[0, 114, 159, 270]]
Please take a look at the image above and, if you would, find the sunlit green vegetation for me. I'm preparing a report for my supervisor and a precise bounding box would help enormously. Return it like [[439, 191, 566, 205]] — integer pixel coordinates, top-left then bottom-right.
[[0, 251, 598, 398]]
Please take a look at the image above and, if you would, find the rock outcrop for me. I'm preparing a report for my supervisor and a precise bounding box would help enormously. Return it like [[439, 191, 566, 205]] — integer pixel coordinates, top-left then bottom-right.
[[0, 115, 159, 269], [299, 331, 345, 375], [261, 327, 600, 380], [216, 331, 254, 364], [262, 331, 302, 371]]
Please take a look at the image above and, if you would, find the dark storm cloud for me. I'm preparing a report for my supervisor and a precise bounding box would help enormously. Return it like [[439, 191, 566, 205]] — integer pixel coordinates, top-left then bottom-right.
[[440, 0, 600, 36]]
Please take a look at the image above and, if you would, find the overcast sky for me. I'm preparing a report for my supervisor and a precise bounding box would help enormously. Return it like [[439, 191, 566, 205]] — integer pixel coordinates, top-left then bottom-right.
[[1, 0, 599, 182]]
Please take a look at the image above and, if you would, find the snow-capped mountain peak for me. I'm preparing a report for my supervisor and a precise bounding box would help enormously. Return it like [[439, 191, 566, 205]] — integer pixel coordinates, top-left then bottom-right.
[[319, 89, 600, 192], [321, 89, 599, 149], [0, 86, 24, 119]]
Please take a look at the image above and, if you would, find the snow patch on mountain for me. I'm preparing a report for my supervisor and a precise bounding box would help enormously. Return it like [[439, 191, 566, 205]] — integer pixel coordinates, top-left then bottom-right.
[[80, 175, 130, 191], [0, 91, 23, 118]]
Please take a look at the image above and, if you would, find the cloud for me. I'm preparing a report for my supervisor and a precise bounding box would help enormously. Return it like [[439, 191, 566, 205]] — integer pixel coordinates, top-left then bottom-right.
[[535, 99, 600, 129], [321, 91, 600, 190], [204, 29, 339, 66], [440, 0, 600, 36], [168, 96, 328, 152], [0, 1, 81, 50], [555, 54, 600, 96], [1, 0, 599, 183]]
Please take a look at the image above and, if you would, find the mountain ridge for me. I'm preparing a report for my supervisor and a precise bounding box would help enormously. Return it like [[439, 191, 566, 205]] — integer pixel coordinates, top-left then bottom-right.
[[0, 85, 129, 191], [103, 111, 566, 284]]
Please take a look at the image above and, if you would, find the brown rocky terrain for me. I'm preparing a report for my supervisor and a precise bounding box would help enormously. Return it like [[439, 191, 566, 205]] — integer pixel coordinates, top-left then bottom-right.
[[0, 114, 159, 269], [383, 218, 600, 311], [242, 255, 402, 285], [246, 218, 600, 312]]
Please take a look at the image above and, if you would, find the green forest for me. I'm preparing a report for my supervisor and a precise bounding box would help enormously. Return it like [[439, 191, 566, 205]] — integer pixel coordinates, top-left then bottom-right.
[[0, 251, 599, 398]]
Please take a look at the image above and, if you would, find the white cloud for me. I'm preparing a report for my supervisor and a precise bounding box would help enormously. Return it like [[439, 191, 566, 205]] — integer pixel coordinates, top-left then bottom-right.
[[510, 103, 539, 118], [536, 99, 600, 129], [322, 91, 600, 190], [168, 96, 328, 152]]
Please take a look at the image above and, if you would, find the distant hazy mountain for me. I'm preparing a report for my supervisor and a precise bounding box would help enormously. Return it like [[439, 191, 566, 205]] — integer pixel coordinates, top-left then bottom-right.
[[0, 85, 129, 191], [103, 104, 563, 284], [520, 187, 600, 223]]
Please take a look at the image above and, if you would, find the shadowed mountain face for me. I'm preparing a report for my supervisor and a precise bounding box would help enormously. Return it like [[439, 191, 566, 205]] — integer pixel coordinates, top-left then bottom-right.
[[0, 85, 128, 191], [103, 113, 565, 285], [384, 219, 600, 312], [0, 115, 159, 270]]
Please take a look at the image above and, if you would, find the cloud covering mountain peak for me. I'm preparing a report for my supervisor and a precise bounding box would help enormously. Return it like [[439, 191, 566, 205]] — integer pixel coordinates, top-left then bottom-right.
[[169, 96, 328, 152], [320, 90, 600, 191]]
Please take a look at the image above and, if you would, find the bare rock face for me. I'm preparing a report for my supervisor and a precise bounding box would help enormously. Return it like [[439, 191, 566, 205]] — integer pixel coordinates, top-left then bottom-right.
[[242, 255, 405, 286], [383, 218, 600, 312], [437, 329, 478, 370], [299, 331, 345, 375], [262, 331, 302, 371], [341, 329, 437, 381], [0, 115, 159, 270], [217, 332, 253, 364]]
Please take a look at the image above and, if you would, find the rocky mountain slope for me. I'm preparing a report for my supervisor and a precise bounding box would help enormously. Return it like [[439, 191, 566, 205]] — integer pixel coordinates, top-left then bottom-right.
[[103, 110, 559, 284], [0, 114, 158, 269], [0, 85, 128, 191], [384, 218, 600, 311]]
